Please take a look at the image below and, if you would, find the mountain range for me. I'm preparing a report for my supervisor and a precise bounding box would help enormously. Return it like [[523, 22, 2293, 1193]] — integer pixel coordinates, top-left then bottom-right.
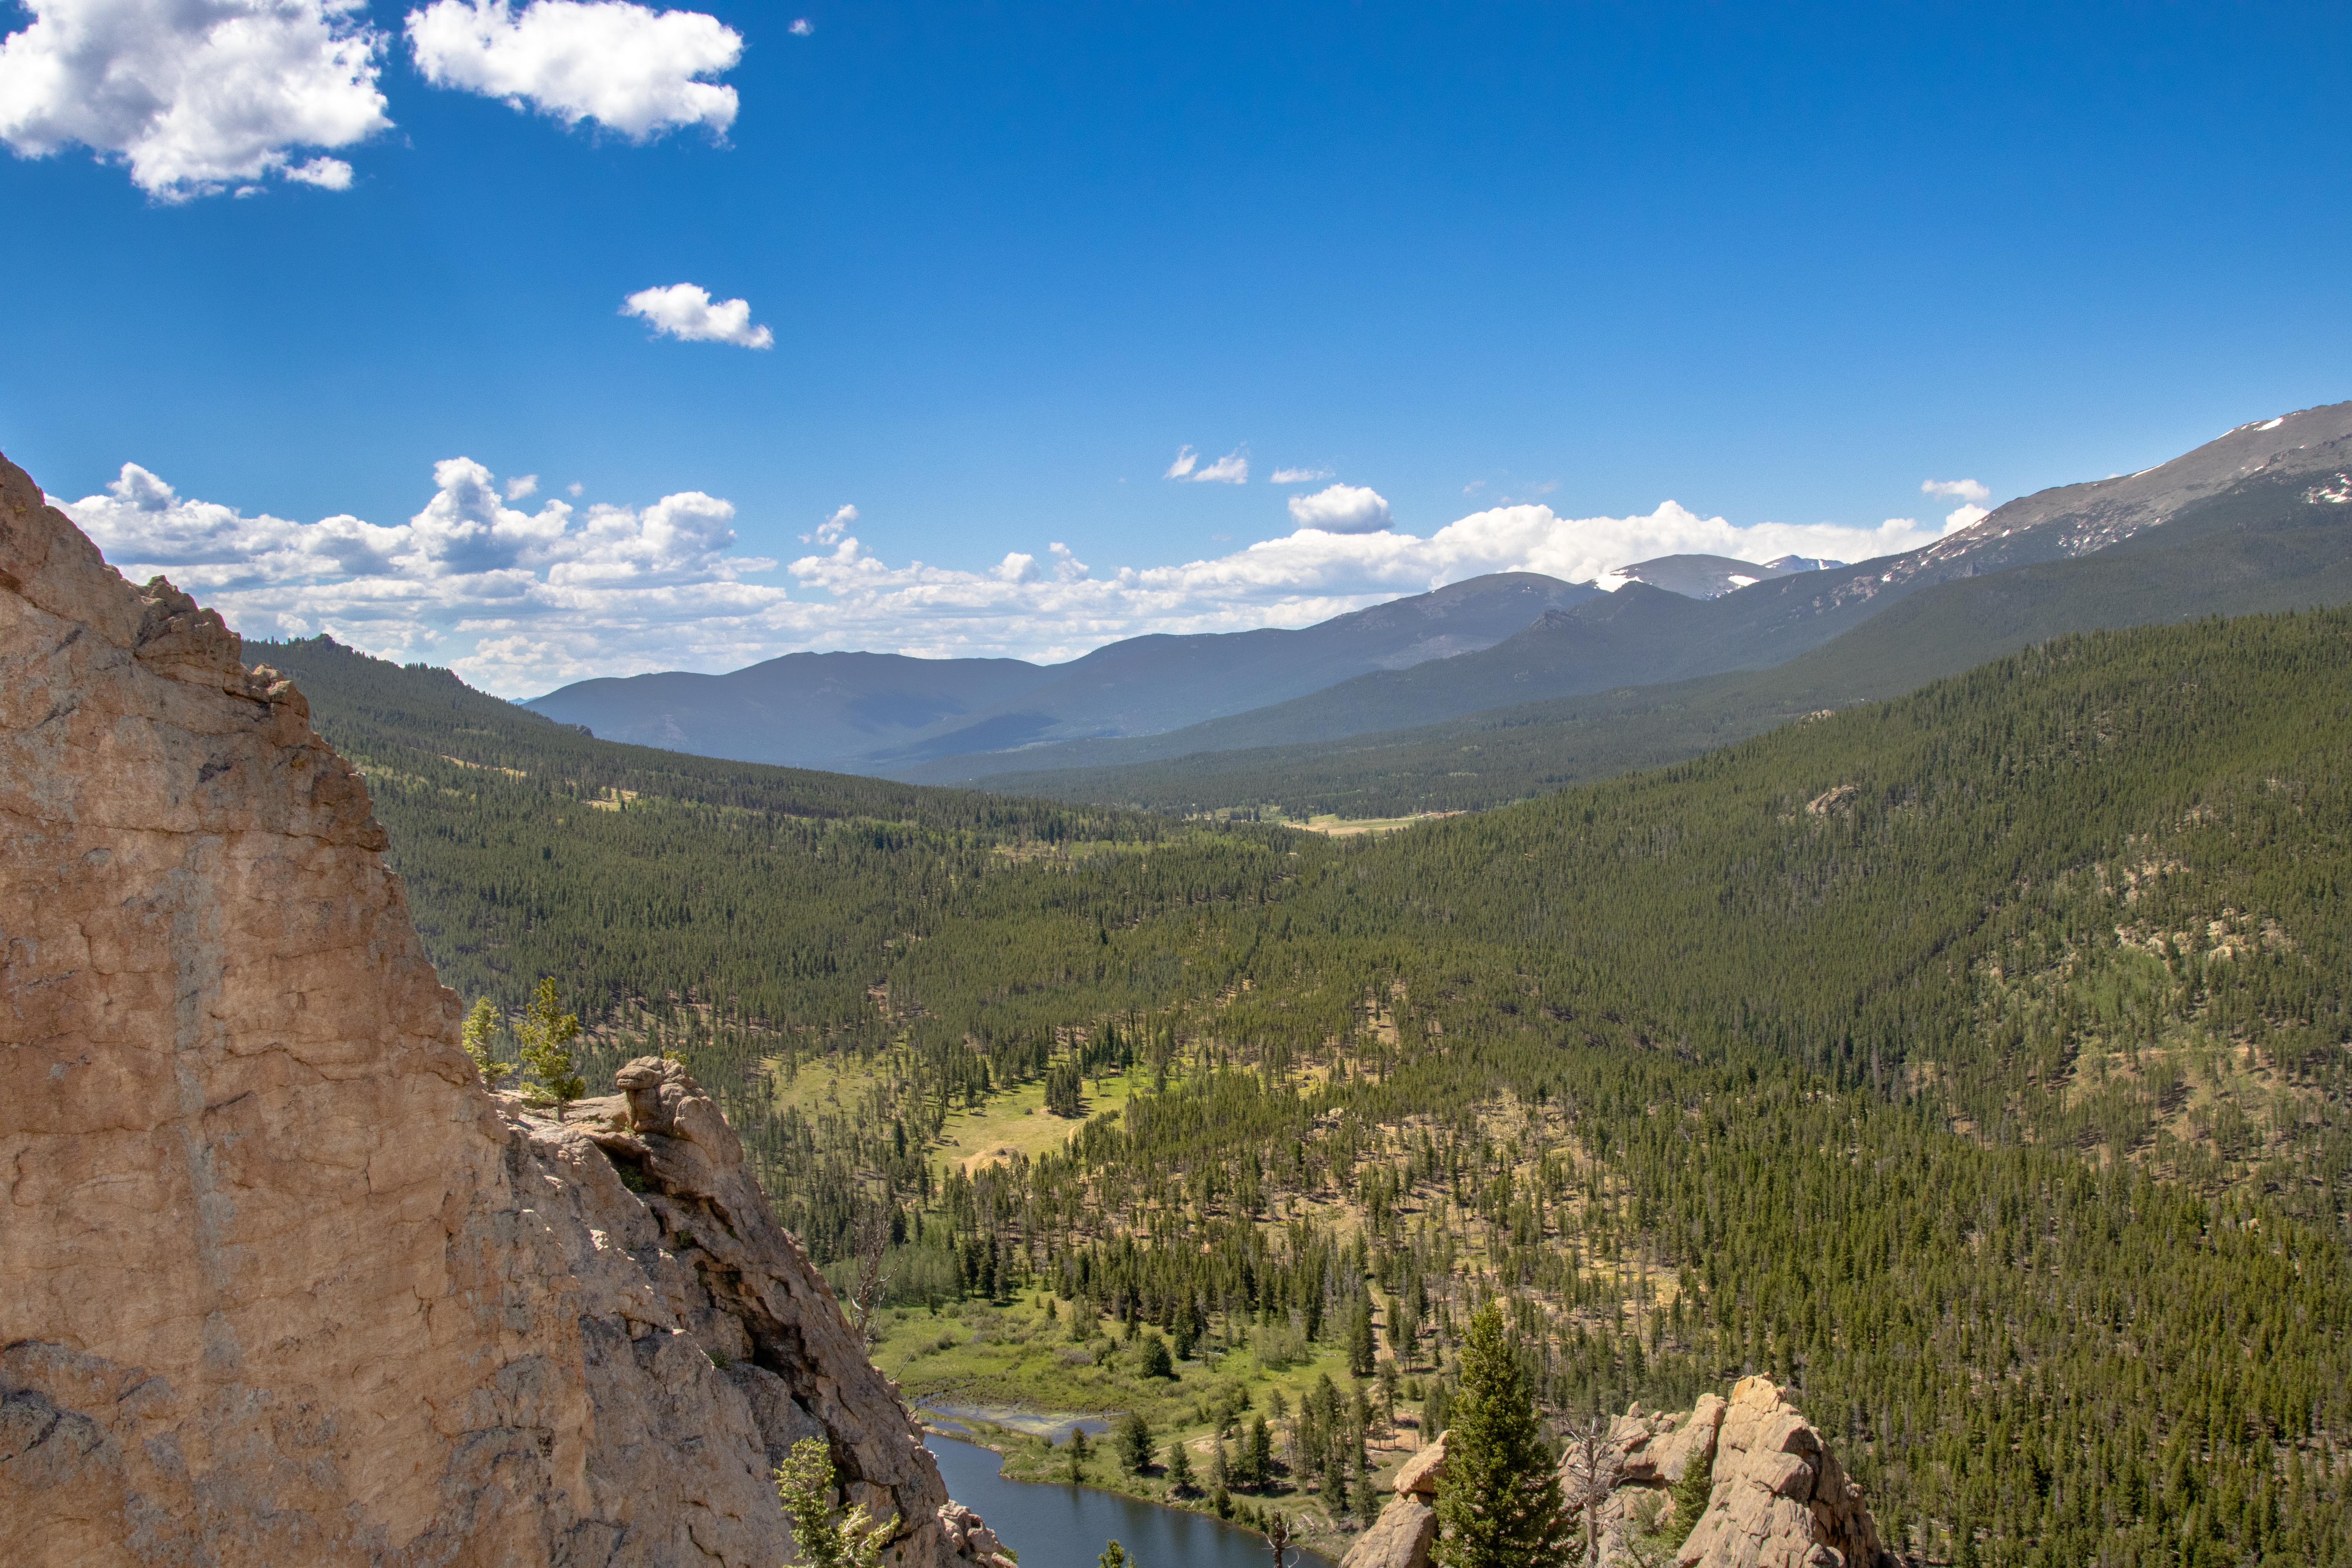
[[525, 571, 1598, 771], [905, 400, 2352, 787], [527, 401, 2352, 794]]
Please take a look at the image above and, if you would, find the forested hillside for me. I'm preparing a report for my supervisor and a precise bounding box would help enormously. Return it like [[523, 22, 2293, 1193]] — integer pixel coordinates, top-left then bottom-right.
[[268, 614, 2352, 1566]]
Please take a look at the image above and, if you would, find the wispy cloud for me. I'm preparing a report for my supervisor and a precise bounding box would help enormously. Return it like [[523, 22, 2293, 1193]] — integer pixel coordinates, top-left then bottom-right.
[[622, 282, 773, 347], [787, 16, 811, 34], [1165, 445, 1247, 483], [1270, 465, 1333, 484], [1189, 447, 1247, 484], [60, 461, 1977, 697], [506, 473, 540, 499], [406, 0, 742, 140], [806, 503, 855, 545]]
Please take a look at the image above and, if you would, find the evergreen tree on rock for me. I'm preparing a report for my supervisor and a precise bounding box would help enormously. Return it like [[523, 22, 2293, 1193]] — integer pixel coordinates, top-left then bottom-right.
[[1433, 1304, 1573, 1568]]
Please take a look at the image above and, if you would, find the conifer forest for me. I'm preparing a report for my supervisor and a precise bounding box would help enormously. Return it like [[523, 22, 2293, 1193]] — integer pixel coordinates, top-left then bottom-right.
[[258, 608, 2352, 1567]]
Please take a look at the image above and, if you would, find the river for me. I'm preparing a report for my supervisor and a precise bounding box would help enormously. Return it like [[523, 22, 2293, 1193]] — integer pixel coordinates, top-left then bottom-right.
[[926, 1436, 1335, 1568]]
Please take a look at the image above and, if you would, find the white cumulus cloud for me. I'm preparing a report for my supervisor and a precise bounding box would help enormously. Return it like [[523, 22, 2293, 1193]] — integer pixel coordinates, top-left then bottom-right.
[[57, 462, 1980, 697], [1918, 479, 1995, 535], [59, 458, 778, 694], [0, 0, 389, 199], [622, 282, 773, 348], [788, 16, 811, 34], [283, 156, 356, 189], [1287, 483, 1392, 535], [1163, 446, 1199, 479], [406, 0, 742, 139]]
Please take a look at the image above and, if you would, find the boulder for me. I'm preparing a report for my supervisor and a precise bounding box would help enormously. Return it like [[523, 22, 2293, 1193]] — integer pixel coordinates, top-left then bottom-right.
[[1341, 1496, 1436, 1568], [1391, 1432, 1448, 1496]]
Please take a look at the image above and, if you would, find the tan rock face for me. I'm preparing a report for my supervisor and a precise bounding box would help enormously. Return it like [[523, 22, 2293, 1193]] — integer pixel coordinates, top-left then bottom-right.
[[1339, 1495, 1435, 1568], [0, 454, 1000, 1567], [1390, 1432, 1448, 1497], [1672, 1376, 1889, 1568], [1350, 1380, 1888, 1568]]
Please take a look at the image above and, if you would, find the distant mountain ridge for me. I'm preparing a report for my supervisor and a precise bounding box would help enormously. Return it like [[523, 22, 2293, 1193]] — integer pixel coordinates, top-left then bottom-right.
[[956, 452, 2352, 813], [909, 400, 2352, 783], [526, 571, 1596, 771]]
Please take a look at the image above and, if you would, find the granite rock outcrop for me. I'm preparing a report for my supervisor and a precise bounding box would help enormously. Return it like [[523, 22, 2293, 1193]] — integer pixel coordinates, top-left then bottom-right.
[[1343, 1377, 1893, 1568], [0, 450, 1004, 1567]]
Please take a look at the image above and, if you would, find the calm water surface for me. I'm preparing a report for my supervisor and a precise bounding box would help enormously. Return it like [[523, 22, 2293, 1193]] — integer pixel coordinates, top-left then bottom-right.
[[926, 1437, 1334, 1568]]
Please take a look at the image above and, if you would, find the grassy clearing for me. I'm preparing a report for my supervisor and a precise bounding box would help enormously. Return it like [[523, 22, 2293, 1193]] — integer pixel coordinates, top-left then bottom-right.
[[880, 1294, 1431, 1558], [1288, 811, 1462, 837], [931, 1067, 1147, 1174]]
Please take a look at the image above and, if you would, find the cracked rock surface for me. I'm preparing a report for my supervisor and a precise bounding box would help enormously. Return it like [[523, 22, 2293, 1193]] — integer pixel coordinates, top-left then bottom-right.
[[0, 452, 1004, 1568]]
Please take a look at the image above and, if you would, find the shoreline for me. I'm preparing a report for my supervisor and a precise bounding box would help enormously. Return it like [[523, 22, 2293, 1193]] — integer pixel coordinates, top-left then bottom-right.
[[918, 1407, 1399, 1564]]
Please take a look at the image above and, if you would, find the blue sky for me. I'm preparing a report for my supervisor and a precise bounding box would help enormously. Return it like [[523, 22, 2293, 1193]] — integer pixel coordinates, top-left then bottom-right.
[[4, 1, 2346, 693]]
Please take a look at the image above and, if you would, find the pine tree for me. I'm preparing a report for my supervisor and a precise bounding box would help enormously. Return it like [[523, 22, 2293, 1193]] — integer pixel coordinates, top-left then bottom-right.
[[460, 996, 512, 1086], [1244, 1415, 1273, 1490], [775, 1437, 897, 1568], [1664, 1445, 1713, 1549], [1167, 1440, 1198, 1497], [1349, 1296, 1377, 1378], [1067, 1426, 1091, 1483], [515, 976, 585, 1119], [1118, 1411, 1154, 1475], [1097, 1543, 1131, 1568], [1354, 1451, 1383, 1530], [1140, 1330, 1175, 1379], [1433, 1305, 1573, 1568]]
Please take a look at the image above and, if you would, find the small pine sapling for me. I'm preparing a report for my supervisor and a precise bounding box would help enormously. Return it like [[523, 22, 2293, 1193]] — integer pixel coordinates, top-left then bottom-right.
[[516, 976, 586, 1120], [461, 996, 513, 1087], [775, 1436, 896, 1568], [1664, 1443, 1714, 1549]]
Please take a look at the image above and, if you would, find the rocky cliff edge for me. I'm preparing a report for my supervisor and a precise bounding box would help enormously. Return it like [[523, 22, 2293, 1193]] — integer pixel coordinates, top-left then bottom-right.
[[0, 450, 1007, 1568]]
